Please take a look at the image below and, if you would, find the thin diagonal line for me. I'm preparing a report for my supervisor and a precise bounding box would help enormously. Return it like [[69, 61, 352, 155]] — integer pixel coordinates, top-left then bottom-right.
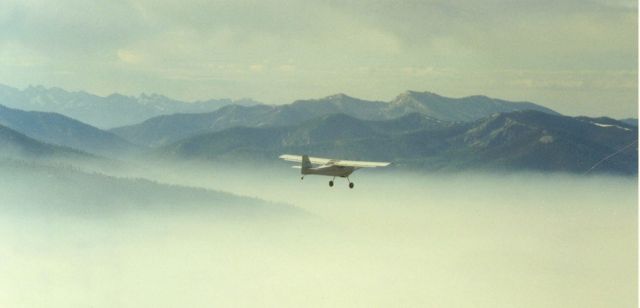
[[584, 140, 638, 174]]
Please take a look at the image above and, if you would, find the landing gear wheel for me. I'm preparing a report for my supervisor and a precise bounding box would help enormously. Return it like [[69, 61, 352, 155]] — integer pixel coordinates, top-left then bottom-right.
[[329, 181, 334, 187], [349, 182, 354, 189]]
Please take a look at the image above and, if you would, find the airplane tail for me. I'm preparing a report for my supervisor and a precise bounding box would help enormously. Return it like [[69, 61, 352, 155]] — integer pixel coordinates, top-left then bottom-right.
[[301, 154, 312, 171]]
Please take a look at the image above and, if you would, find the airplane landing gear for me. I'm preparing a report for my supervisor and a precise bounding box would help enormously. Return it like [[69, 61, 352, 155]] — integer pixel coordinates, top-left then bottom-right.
[[329, 180, 334, 187], [346, 176, 354, 189]]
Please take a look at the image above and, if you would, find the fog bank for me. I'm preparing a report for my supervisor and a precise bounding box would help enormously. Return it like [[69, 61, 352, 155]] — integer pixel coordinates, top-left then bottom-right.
[[0, 161, 636, 307]]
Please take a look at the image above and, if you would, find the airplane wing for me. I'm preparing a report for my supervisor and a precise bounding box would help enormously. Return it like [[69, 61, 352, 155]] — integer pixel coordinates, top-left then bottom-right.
[[333, 160, 390, 168], [279, 154, 333, 165], [279, 154, 390, 168]]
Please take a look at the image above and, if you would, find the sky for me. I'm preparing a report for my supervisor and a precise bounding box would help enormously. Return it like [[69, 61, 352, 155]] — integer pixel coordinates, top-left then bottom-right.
[[0, 0, 637, 117]]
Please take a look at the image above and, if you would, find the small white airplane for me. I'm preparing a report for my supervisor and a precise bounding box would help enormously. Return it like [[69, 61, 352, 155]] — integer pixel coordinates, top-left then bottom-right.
[[279, 154, 391, 188]]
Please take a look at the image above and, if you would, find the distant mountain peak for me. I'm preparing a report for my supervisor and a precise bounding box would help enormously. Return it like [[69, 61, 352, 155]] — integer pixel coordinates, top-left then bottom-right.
[[107, 93, 130, 99], [397, 91, 502, 103], [393, 90, 441, 103], [26, 84, 47, 91], [319, 93, 362, 102], [325, 93, 350, 99], [465, 94, 493, 101], [139, 93, 169, 100], [402, 90, 438, 96], [0, 84, 265, 128]]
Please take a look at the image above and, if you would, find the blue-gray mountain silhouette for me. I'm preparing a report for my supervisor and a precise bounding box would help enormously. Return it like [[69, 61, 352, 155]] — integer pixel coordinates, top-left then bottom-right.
[[0, 123, 91, 160], [156, 111, 637, 175], [0, 84, 259, 128], [0, 104, 138, 157], [112, 92, 558, 147]]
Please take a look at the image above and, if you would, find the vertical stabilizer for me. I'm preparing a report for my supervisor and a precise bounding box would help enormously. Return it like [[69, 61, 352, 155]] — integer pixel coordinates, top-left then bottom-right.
[[301, 154, 312, 172]]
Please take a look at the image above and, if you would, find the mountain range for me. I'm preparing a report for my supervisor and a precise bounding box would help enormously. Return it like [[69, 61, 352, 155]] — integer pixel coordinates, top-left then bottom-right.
[[0, 84, 636, 175], [156, 111, 637, 174], [0, 84, 259, 128], [0, 104, 137, 157], [111, 91, 559, 147], [0, 123, 92, 161]]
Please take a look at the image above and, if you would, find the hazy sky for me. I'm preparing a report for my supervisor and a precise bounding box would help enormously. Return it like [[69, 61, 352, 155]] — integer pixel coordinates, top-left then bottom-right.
[[0, 0, 637, 117]]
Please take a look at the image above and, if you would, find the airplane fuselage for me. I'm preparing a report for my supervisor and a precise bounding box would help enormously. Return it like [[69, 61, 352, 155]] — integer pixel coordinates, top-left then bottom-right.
[[302, 164, 356, 177]]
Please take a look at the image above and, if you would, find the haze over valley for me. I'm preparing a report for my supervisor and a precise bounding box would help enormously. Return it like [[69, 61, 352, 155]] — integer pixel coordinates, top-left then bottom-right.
[[0, 158, 636, 307]]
